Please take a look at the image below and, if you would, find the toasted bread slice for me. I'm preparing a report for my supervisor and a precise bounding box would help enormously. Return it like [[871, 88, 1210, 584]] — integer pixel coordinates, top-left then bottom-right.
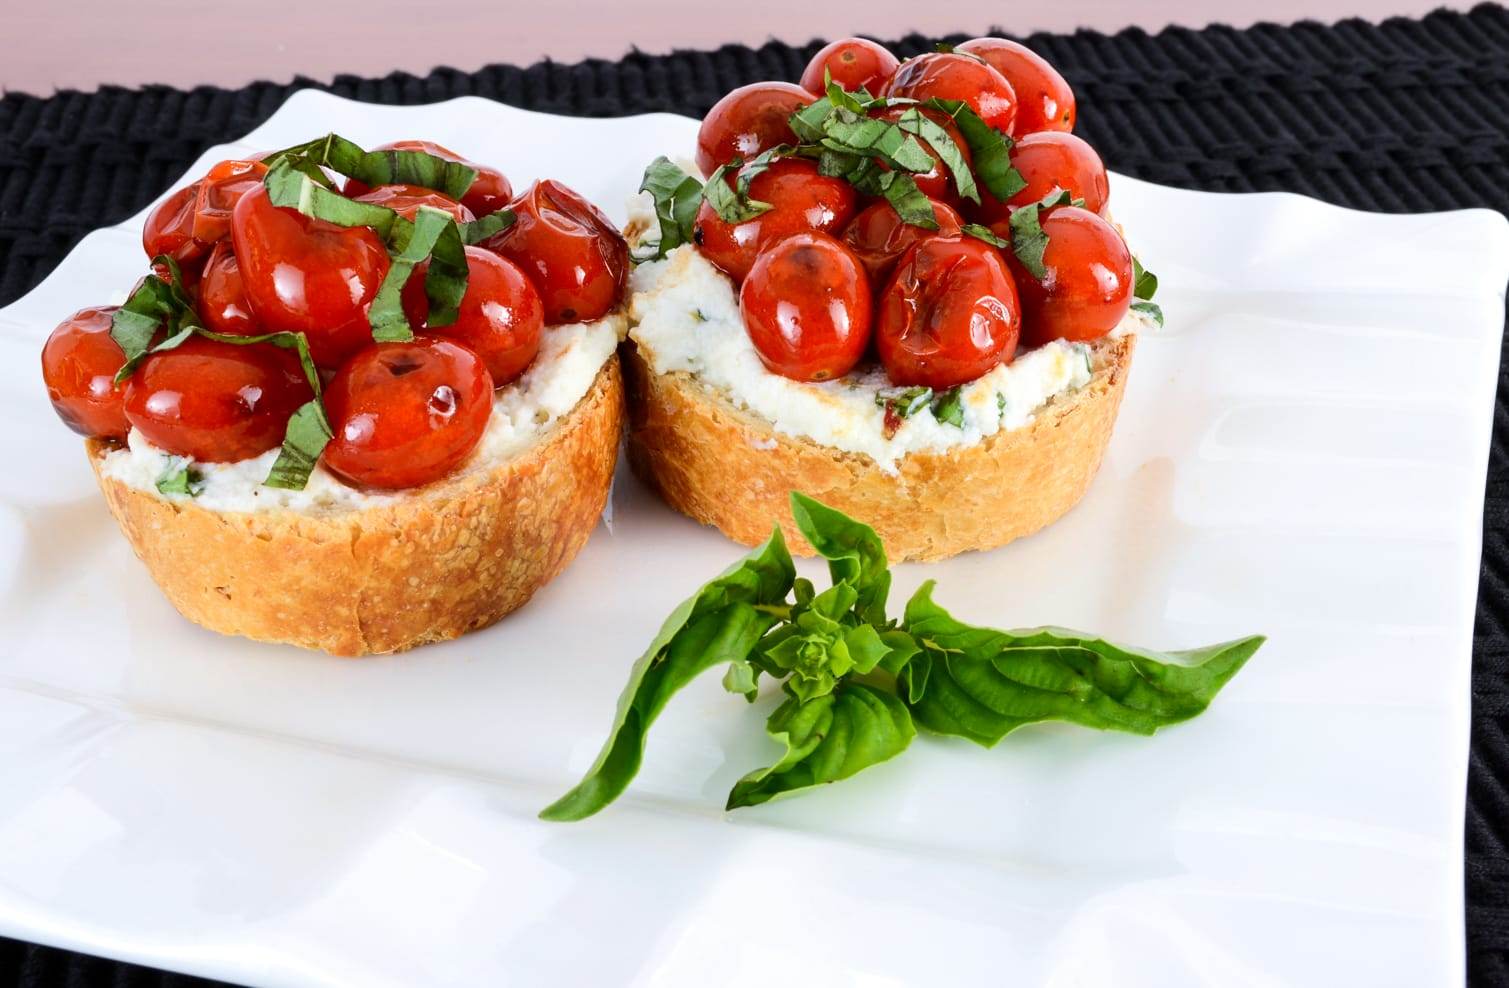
[[624, 337, 1134, 562], [88, 356, 624, 656]]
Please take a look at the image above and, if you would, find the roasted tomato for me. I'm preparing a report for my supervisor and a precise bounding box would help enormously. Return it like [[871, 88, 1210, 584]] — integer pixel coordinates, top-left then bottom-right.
[[842, 198, 963, 283], [199, 242, 259, 337], [481, 180, 627, 325], [193, 159, 269, 246], [402, 246, 543, 387], [343, 140, 514, 217], [41, 307, 129, 440], [955, 38, 1075, 134], [351, 184, 474, 222], [739, 232, 872, 382], [231, 184, 390, 369], [870, 106, 974, 203], [1006, 205, 1132, 346], [693, 157, 858, 283], [321, 338, 493, 490], [694, 82, 814, 177], [799, 38, 900, 95], [123, 336, 313, 462], [876, 236, 1021, 388], [882, 52, 1018, 135], [973, 131, 1109, 224], [142, 182, 209, 277]]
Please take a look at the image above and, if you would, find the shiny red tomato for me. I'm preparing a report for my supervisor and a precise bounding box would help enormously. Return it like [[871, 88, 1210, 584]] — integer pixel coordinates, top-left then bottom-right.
[[343, 140, 514, 217], [800, 38, 900, 95], [41, 307, 129, 440], [870, 106, 974, 203], [231, 184, 390, 369], [693, 157, 858, 283], [1006, 205, 1132, 346], [123, 336, 313, 462], [351, 184, 474, 222], [882, 52, 1018, 135], [739, 232, 872, 382], [321, 338, 493, 490], [142, 181, 209, 278], [193, 159, 269, 246], [694, 82, 814, 177], [955, 38, 1075, 134], [972, 131, 1109, 224], [876, 236, 1021, 388], [199, 242, 259, 337], [402, 246, 543, 386], [842, 198, 963, 283], [481, 179, 628, 325]]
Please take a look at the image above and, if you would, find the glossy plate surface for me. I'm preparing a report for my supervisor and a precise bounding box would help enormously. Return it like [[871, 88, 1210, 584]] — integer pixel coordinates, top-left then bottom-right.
[[1, 90, 1507, 986]]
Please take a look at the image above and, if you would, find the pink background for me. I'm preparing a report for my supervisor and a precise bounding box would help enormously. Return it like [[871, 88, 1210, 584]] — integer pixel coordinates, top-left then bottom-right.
[[4, 0, 1466, 96]]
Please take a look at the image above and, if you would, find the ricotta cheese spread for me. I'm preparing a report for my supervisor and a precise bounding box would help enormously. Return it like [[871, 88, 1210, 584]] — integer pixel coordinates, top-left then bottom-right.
[[100, 312, 627, 515], [627, 231, 1147, 473]]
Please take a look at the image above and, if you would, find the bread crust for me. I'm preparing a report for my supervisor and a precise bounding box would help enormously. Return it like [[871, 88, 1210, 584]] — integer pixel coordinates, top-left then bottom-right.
[[624, 337, 1134, 562], [88, 357, 624, 656]]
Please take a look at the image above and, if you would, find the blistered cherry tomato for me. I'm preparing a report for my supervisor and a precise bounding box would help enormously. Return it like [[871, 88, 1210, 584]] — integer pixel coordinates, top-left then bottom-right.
[[193, 159, 269, 246], [199, 242, 259, 337], [955, 38, 1075, 134], [231, 184, 390, 369], [800, 38, 900, 95], [883, 52, 1018, 135], [739, 232, 872, 382], [870, 106, 974, 203], [143, 182, 209, 276], [876, 236, 1021, 388], [693, 157, 858, 283], [973, 131, 1109, 224], [352, 184, 474, 222], [343, 140, 514, 217], [842, 198, 963, 283], [482, 179, 628, 325], [694, 82, 814, 178], [123, 336, 313, 462], [402, 246, 543, 386], [321, 338, 493, 490], [41, 307, 129, 440], [1006, 205, 1132, 346]]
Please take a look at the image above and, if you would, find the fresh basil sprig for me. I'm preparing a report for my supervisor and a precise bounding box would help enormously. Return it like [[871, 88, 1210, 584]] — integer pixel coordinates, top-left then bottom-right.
[[542, 494, 1263, 820], [1131, 255, 1165, 327]]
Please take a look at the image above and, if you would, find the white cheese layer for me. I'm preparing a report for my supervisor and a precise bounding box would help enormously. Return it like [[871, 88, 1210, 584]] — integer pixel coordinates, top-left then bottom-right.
[[627, 242, 1146, 473], [100, 313, 626, 515]]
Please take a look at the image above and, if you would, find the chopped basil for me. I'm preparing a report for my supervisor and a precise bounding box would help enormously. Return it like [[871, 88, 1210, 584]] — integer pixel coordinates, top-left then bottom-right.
[[922, 98, 1026, 202], [790, 96, 839, 143], [876, 386, 934, 420], [1008, 188, 1077, 280], [155, 459, 204, 497], [702, 161, 774, 224], [930, 387, 965, 427], [961, 222, 1010, 248], [997, 393, 1008, 418], [264, 400, 335, 491], [460, 210, 515, 246], [262, 133, 477, 200], [819, 110, 935, 173], [1132, 255, 1159, 300], [111, 257, 203, 383], [891, 106, 978, 204], [368, 205, 465, 342], [867, 172, 938, 228], [263, 160, 406, 242], [1131, 299, 1165, 327], [633, 156, 704, 262]]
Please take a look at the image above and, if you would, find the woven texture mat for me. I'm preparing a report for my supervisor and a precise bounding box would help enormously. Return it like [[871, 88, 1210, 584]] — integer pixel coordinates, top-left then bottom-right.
[[3, 6, 1509, 985]]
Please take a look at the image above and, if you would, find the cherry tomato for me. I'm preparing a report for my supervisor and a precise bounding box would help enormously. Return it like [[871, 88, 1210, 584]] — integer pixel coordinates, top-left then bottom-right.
[[870, 106, 974, 203], [193, 159, 269, 246], [402, 246, 543, 387], [1005, 205, 1132, 346], [343, 140, 514, 217], [481, 179, 628, 325], [321, 338, 493, 490], [142, 181, 209, 275], [800, 38, 900, 95], [199, 242, 259, 337], [876, 236, 1021, 388], [842, 198, 963, 283], [739, 232, 872, 382], [973, 131, 1109, 224], [41, 307, 129, 440], [955, 38, 1075, 134], [351, 184, 474, 222], [693, 157, 858, 283], [123, 336, 313, 462], [695, 82, 814, 178], [883, 52, 1018, 135], [231, 184, 390, 369]]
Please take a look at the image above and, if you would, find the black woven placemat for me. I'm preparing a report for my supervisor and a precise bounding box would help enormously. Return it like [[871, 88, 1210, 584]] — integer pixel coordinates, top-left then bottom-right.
[[3, 6, 1509, 986]]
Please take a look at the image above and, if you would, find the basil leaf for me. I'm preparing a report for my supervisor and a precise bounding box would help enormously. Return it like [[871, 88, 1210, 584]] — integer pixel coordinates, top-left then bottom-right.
[[460, 210, 515, 246], [1131, 299, 1166, 328], [540, 530, 798, 821], [820, 110, 934, 174], [633, 157, 703, 262], [789, 491, 890, 625], [722, 659, 761, 703], [930, 386, 965, 427], [263, 133, 477, 200], [893, 107, 978, 204], [367, 205, 465, 342], [264, 400, 334, 491], [111, 259, 204, 383], [1008, 188, 1075, 281], [701, 161, 774, 224], [735, 145, 794, 197], [725, 683, 915, 809], [866, 171, 937, 229], [263, 160, 406, 242], [875, 386, 933, 419], [922, 98, 1026, 201], [155, 459, 203, 497], [1132, 255, 1159, 300], [961, 222, 1009, 248], [790, 96, 837, 143], [902, 581, 1263, 744]]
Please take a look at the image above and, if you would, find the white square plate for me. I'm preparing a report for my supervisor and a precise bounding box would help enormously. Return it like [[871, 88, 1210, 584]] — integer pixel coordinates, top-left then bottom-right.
[[1, 90, 1507, 987]]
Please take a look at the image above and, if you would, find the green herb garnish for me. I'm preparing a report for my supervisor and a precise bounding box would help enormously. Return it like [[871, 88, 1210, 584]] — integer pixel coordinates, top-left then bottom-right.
[[155, 459, 204, 497], [542, 494, 1263, 819], [702, 160, 774, 224], [930, 386, 965, 427], [261, 133, 478, 201], [921, 98, 1025, 202], [633, 157, 704, 262], [1008, 188, 1081, 280], [1131, 255, 1165, 327], [875, 386, 934, 421], [961, 222, 1009, 248]]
